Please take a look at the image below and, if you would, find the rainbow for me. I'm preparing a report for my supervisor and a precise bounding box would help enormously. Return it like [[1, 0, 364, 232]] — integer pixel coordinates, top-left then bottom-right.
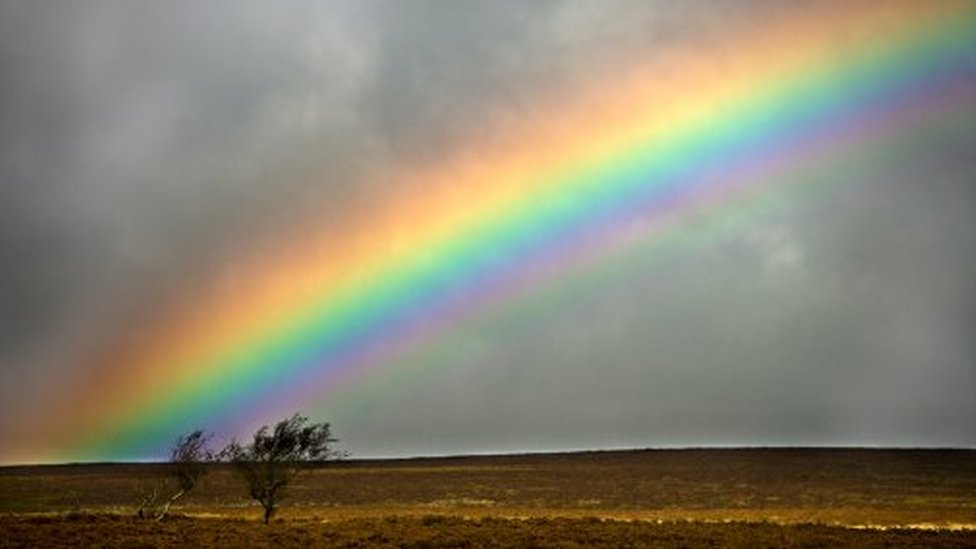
[[16, 2, 976, 463]]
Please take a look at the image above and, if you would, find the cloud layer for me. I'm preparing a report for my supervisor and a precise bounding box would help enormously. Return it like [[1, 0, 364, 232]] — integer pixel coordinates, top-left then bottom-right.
[[1, 1, 973, 459]]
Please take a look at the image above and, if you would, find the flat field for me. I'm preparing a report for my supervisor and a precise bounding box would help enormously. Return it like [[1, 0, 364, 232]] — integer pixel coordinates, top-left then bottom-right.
[[2, 448, 974, 547]]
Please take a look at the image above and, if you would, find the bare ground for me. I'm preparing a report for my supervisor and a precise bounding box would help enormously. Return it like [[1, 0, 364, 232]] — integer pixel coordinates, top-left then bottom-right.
[[2, 448, 974, 547]]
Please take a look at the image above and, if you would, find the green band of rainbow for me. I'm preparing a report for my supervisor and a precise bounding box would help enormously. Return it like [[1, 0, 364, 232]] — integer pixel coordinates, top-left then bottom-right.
[[22, 2, 974, 464]]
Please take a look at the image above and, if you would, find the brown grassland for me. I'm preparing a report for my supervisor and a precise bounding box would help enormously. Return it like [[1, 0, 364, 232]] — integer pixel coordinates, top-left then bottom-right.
[[1, 448, 975, 547]]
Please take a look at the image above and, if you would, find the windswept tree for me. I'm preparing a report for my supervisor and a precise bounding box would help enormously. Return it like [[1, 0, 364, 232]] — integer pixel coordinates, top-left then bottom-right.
[[222, 414, 339, 524], [137, 430, 213, 520]]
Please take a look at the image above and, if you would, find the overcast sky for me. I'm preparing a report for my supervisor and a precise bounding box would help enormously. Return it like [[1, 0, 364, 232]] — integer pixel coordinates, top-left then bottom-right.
[[1, 1, 974, 461]]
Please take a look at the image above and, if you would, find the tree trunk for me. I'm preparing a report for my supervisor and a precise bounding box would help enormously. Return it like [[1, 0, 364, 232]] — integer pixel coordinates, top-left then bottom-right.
[[263, 504, 275, 524], [136, 483, 159, 519], [155, 489, 185, 521]]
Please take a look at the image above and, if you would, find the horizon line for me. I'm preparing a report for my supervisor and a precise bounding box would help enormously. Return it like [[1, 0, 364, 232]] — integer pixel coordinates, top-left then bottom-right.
[[4, 444, 974, 468]]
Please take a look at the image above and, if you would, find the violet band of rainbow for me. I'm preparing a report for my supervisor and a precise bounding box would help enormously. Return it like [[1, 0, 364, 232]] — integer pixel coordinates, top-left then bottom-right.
[[40, 2, 975, 462]]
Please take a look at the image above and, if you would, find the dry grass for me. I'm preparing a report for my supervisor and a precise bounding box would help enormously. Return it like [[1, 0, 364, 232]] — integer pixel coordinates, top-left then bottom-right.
[[3, 513, 976, 548], [2, 448, 975, 546]]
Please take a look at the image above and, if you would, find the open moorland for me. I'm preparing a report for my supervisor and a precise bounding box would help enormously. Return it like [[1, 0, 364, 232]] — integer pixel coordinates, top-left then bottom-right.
[[2, 448, 975, 547]]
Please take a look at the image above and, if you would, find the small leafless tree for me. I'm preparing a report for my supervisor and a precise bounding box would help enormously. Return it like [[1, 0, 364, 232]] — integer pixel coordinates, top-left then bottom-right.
[[221, 414, 339, 524], [159, 430, 213, 519], [137, 430, 213, 520], [135, 481, 161, 519]]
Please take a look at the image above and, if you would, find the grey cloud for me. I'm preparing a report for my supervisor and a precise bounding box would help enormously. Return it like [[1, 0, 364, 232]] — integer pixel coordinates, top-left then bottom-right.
[[1, 1, 973, 457], [0, 1, 379, 419], [336, 116, 976, 456], [0, 0, 712, 382]]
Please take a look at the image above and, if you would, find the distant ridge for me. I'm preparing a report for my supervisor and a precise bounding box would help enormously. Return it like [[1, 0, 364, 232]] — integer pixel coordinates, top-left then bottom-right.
[[3, 446, 973, 469]]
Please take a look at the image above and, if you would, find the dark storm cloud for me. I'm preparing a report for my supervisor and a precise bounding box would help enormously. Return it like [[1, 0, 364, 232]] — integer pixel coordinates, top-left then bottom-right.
[[0, 0, 707, 406], [1, 1, 974, 457], [337, 115, 976, 457], [0, 0, 379, 397]]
